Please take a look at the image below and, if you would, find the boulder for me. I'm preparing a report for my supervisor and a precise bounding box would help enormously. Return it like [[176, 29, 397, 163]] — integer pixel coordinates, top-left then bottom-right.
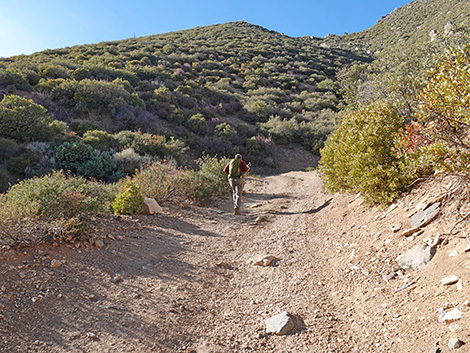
[[142, 198, 163, 215], [396, 245, 435, 270], [265, 311, 295, 335]]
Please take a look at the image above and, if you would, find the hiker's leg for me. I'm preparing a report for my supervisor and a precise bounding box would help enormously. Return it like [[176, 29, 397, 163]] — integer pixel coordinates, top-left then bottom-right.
[[234, 178, 243, 211], [229, 178, 239, 211]]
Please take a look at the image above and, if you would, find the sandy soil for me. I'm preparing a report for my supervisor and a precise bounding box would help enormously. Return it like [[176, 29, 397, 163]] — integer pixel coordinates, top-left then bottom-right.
[[1, 164, 470, 352]]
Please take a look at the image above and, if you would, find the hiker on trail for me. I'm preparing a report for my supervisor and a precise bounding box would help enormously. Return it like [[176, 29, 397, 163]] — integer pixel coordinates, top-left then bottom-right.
[[224, 153, 249, 215]]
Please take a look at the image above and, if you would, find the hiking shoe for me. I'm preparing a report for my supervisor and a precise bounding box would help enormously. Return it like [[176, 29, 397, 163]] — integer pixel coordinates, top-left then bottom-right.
[[234, 210, 241, 215]]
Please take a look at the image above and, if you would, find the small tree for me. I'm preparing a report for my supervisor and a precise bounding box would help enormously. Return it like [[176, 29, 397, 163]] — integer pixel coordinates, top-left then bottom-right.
[[417, 45, 470, 175], [319, 100, 411, 204]]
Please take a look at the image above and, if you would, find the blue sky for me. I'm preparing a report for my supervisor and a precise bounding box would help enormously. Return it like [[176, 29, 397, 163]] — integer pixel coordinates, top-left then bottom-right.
[[0, 0, 411, 58]]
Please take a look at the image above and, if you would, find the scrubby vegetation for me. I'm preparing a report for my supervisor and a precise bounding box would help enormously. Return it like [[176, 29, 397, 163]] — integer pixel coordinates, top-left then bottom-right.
[[0, 155, 229, 246], [3, 1, 470, 245], [320, 28, 470, 204], [0, 22, 370, 186]]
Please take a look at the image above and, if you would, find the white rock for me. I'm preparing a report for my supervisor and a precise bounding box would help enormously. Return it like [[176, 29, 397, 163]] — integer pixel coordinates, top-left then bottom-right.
[[449, 250, 459, 257], [265, 311, 295, 335], [250, 255, 277, 267], [457, 280, 464, 291], [448, 337, 463, 350], [142, 198, 162, 214], [437, 308, 463, 323], [441, 275, 459, 286]]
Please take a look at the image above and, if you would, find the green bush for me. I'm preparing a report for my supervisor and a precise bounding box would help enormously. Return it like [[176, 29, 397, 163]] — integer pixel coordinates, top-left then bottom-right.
[[195, 154, 230, 197], [114, 148, 143, 175], [6, 154, 31, 175], [0, 95, 51, 142], [416, 45, 470, 175], [0, 170, 9, 193], [0, 138, 20, 161], [114, 130, 136, 149], [0, 172, 116, 244], [215, 122, 233, 142], [187, 113, 207, 134], [54, 142, 94, 174], [131, 162, 184, 204], [82, 130, 116, 151], [319, 100, 412, 204], [112, 181, 144, 214], [77, 150, 116, 180]]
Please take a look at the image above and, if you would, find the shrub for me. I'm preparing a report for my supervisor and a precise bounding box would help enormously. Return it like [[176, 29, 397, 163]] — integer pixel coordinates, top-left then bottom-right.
[[112, 181, 144, 214], [416, 45, 470, 175], [195, 154, 230, 196], [54, 142, 94, 174], [0, 138, 20, 161], [113, 148, 142, 175], [77, 150, 116, 181], [187, 113, 207, 134], [6, 154, 30, 175], [114, 130, 136, 149], [82, 130, 116, 151], [0, 95, 51, 142], [0, 172, 116, 244], [0, 170, 9, 193], [131, 162, 184, 204], [319, 100, 412, 204], [215, 122, 234, 142]]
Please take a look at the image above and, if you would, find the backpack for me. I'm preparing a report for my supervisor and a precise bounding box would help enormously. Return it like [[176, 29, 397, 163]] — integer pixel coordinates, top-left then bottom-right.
[[228, 158, 241, 178]]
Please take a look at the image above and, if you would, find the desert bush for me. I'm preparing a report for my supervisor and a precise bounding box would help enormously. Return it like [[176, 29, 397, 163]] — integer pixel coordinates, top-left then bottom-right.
[[69, 120, 102, 136], [187, 113, 207, 134], [0, 170, 9, 193], [114, 148, 142, 175], [54, 142, 94, 174], [77, 150, 116, 180], [214, 122, 234, 142], [112, 181, 144, 215], [114, 130, 136, 149], [0, 172, 116, 245], [0, 95, 51, 142], [195, 154, 230, 196], [416, 44, 470, 175], [130, 162, 184, 204], [6, 154, 31, 175], [0, 138, 20, 161], [178, 171, 215, 205], [319, 100, 412, 204], [82, 130, 116, 150]]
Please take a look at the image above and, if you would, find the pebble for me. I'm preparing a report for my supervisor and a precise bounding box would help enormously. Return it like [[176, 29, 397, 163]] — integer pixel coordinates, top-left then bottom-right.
[[448, 338, 463, 350], [94, 239, 105, 248], [111, 274, 123, 283], [51, 259, 64, 268], [86, 332, 97, 339]]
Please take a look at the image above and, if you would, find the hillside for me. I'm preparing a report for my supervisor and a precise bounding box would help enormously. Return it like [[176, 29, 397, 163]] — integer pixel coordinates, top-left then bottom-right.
[[324, 0, 470, 54], [0, 22, 370, 176]]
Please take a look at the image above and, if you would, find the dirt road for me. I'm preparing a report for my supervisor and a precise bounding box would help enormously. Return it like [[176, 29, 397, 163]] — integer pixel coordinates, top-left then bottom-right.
[[1, 171, 469, 352]]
